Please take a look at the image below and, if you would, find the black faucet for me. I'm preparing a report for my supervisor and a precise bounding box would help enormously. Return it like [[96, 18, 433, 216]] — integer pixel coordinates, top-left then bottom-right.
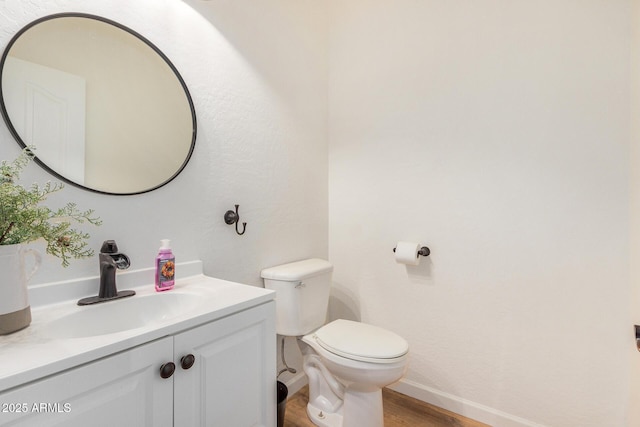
[[78, 240, 136, 305]]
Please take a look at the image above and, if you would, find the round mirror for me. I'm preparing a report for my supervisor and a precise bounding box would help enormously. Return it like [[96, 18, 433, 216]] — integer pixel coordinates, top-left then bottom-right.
[[0, 13, 196, 195]]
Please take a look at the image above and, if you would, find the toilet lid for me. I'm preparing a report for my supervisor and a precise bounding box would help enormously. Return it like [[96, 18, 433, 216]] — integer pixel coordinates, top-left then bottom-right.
[[315, 319, 408, 362]]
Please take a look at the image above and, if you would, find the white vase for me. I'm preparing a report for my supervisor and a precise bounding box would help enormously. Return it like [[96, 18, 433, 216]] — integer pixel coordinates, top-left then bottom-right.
[[0, 244, 41, 335]]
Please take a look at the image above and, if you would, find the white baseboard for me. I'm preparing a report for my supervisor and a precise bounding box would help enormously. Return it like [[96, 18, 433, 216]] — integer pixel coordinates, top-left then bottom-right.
[[388, 378, 546, 427], [283, 372, 308, 398]]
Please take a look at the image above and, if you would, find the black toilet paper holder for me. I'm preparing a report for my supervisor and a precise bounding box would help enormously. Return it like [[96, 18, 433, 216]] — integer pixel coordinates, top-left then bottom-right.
[[392, 246, 430, 257]]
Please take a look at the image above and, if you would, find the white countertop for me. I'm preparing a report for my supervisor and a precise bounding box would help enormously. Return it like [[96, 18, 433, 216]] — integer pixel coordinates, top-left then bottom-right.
[[0, 270, 274, 391]]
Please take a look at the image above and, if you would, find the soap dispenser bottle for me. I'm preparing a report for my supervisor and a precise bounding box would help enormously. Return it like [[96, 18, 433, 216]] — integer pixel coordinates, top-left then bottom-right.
[[155, 239, 175, 292]]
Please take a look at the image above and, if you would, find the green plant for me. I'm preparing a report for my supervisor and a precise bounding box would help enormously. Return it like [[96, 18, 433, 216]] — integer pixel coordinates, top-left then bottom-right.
[[0, 148, 101, 267]]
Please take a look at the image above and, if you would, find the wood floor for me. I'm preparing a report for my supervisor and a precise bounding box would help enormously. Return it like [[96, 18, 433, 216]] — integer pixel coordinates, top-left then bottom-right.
[[283, 386, 489, 427]]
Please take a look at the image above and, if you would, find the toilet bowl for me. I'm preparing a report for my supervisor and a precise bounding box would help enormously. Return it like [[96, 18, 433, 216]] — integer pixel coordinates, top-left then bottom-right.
[[300, 319, 408, 427], [261, 259, 409, 427]]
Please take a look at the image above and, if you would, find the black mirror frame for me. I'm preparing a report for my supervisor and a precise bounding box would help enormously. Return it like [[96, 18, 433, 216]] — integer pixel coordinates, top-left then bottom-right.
[[0, 12, 197, 196]]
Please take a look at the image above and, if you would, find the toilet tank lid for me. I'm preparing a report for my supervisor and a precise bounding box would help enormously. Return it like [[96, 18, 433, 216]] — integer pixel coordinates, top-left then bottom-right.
[[261, 258, 333, 281]]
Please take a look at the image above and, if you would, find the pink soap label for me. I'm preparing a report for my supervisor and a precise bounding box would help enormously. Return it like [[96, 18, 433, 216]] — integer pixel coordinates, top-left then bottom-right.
[[158, 258, 175, 287]]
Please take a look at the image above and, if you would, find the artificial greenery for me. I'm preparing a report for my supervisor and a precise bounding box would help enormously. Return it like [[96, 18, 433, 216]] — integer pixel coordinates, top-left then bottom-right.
[[0, 148, 101, 267]]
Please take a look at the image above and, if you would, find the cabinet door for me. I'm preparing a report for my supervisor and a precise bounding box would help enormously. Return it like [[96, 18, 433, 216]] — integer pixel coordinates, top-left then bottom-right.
[[174, 301, 276, 427], [0, 337, 173, 427]]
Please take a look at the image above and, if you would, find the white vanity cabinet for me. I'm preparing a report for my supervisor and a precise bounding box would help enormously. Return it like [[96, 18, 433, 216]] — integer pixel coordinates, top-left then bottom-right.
[[0, 337, 174, 426], [0, 300, 276, 427], [174, 300, 275, 426]]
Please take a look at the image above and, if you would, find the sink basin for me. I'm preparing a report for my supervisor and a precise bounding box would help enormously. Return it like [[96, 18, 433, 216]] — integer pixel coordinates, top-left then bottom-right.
[[43, 292, 201, 339]]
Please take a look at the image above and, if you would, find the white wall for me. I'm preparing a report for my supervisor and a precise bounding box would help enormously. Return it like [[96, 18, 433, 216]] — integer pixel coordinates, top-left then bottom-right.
[[328, 1, 632, 426], [630, 1, 640, 426], [0, 0, 328, 287], [3, 1, 638, 426]]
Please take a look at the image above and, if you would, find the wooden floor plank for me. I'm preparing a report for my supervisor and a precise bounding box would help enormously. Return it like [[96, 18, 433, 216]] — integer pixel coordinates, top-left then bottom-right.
[[283, 386, 489, 427]]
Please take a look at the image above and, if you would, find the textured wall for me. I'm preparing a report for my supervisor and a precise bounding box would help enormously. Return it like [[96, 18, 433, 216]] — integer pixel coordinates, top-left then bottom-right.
[[327, 1, 632, 426], [3, 1, 638, 426], [0, 0, 328, 287], [630, 1, 640, 425]]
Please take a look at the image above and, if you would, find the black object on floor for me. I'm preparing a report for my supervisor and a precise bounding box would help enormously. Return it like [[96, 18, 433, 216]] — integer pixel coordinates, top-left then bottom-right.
[[277, 381, 288, 427]]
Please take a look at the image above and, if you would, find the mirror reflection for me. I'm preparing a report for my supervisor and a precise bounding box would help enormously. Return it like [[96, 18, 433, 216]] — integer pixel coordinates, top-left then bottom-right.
[[0, 13, 196, 195]]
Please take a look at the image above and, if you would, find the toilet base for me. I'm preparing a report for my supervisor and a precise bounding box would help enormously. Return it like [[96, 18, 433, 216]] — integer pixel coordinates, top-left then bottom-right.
[[307, 387, 384, 427], [307, 401, 342, 427]]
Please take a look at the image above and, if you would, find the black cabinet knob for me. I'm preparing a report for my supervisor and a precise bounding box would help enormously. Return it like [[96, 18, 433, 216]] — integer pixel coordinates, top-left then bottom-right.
[[160, 362, 176, 379], [181, 354, 195, 370]]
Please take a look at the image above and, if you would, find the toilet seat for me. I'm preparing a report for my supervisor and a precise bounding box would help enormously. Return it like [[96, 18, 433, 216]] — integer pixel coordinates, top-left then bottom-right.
[[313, 319, 409, 364]]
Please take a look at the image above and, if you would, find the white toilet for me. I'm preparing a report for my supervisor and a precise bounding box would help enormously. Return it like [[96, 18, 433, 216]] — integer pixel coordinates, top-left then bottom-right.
[[261, 258, 409, 427]]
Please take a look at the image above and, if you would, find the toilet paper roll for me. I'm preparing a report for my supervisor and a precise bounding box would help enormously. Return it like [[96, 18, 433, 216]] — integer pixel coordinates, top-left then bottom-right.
[[394, 241, 421, 266]]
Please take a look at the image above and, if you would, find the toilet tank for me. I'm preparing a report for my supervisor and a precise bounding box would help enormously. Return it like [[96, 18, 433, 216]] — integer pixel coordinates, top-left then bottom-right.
[[261, 258, 333, 336]]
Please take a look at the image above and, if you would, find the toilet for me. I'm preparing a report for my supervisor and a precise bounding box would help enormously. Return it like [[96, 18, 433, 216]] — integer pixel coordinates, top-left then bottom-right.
[[261, 258, 409, 427]]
